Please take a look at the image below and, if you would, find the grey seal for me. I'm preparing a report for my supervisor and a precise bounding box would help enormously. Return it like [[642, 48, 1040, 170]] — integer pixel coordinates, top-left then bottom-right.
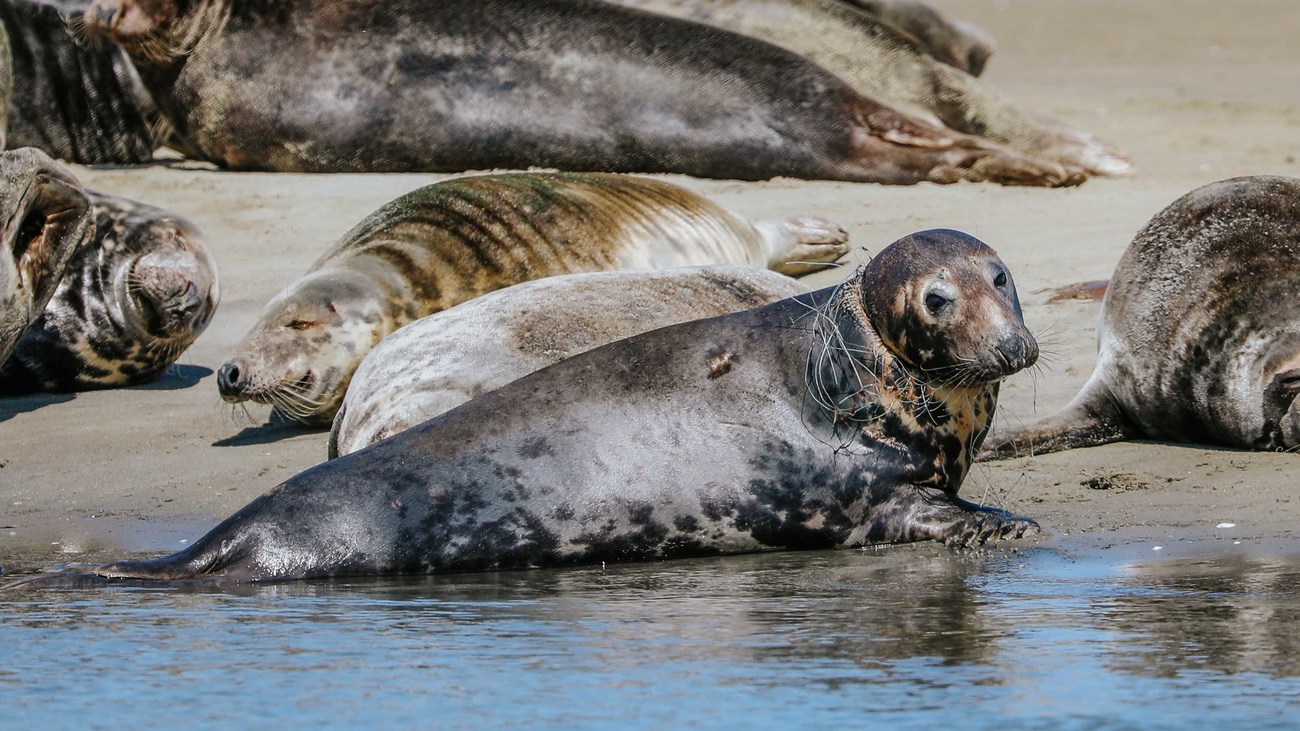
[[0, 189, 219, 392], [982, 176, 1300, 457], [79, 0, 1077, 185], [329, 265, 807, 457], [8, 229, 1040, 588], [216, 172, 850, 426]]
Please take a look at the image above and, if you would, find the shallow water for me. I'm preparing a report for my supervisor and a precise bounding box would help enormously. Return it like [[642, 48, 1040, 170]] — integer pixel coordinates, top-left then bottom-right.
[[2, 547, 1299, 729]]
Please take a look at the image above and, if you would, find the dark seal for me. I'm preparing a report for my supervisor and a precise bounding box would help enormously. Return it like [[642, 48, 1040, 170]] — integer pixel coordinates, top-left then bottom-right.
[[982, 175, 1300, 458], [0, 0, 163, 164], [9, 229, 1040, 588], [0, 147, 94, 363], [79, 0, 1075, 185], [0, 190, 219, 393]]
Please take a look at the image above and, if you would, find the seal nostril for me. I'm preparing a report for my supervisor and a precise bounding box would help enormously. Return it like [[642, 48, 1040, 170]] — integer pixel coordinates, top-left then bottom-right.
[[95, 5, 115, 26], [217, 363, 241, 394]]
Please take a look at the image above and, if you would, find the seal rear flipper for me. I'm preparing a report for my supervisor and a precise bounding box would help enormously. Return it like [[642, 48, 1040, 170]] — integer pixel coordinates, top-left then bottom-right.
[[751, 216, 850, 276], [843, 99, 1087, 188], [978, 377, 1139, 460]]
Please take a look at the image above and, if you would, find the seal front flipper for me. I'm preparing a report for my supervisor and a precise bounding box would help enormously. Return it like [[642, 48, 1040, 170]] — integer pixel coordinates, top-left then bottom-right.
[[978, 374, 1139, 461], [858, 486, 1040, 549], [751, 216, 850, 276]]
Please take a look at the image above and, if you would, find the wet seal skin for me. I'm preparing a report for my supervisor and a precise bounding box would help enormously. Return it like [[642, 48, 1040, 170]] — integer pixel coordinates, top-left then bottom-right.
[[0, 0, 163, 164], [617, 0, 1130, 177], [329, 265, 807, 458], [0, 190, 219, 393], [982, 176, 1300, 458], [81, 0, 1076, 185], [0, 147, 94, 363], [216, 172, 850, 427], [8, 229, 1040, 589]]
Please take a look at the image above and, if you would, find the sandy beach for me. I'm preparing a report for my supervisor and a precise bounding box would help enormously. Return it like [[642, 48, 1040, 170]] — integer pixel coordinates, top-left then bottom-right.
[[1, 0, 1298, 573]]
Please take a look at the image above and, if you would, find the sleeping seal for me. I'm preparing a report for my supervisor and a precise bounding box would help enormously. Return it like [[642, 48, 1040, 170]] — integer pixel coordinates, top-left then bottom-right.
[[8, 229, 1040, 588], [78, 0, 1076, 185], [0, 190, 219, 392], [217, 172, 850, 426], [982, 176, 1300, 457], [0, 147, 93, 363], [329, 265, 807, 458], [617, 0, 1130, 176]]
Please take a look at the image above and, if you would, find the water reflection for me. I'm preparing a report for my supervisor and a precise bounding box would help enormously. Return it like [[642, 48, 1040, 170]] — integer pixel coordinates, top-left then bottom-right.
[[1, 548, 1298, 729]]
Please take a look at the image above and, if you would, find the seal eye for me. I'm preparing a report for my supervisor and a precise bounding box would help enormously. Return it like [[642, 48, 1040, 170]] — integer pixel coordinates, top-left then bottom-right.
[[993, 271, 1008, 288], [925, 292, 950, 314], [287, 319, 318, 331]]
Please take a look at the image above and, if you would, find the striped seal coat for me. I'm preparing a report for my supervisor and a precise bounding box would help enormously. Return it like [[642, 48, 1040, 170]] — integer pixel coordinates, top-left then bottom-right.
[[329, 265, 807, 458], [0, 190, 219, 393], [217, 171, 850, 426], [982, 176, 1300, 457], [10, 230, 1040, 588], [0, 0, 162, 164], [0, 147, 94, 363]]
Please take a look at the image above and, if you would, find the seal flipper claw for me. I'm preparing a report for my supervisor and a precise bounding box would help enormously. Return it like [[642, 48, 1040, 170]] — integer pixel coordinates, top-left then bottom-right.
[[979, 374, 1139, 460]]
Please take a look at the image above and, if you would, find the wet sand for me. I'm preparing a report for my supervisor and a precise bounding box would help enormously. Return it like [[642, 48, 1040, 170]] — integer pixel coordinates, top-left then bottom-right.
[[1, 0, 1298, 572]]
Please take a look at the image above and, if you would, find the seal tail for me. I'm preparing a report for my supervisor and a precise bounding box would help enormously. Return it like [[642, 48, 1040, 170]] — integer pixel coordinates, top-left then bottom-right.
[[842, 96, 1088, 187], [978, 374, 1139, 460]]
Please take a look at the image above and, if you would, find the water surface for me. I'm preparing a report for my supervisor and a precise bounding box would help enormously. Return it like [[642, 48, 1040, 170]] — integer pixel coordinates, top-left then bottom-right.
[[2, 547, 1298, 729]]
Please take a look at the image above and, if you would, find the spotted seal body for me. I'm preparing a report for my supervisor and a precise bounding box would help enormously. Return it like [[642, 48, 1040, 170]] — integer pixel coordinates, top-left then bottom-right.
[[80, 0, 1075, 185], [0, 0, 162, 164], [217, 172, 850, 426], [0, 147, 93, 363], [0, 190, 218, 393], [11, 229, 1040, 588], [616, 0, 1130, 176], [982, 176, 1300, 458], [330, 265, 807, 458]]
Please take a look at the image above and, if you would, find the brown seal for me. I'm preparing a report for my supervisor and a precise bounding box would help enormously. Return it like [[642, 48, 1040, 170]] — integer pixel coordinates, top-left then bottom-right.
[[216, 172, 851, 426], [80, 0, 1077, 185], [0, 189, 219, 393], [982, 176, 1300, 458], [8, 229, 1040, 589]]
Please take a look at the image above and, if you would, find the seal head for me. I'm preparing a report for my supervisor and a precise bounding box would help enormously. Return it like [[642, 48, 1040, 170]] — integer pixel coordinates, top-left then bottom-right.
[[862, 229, 1036, 383]]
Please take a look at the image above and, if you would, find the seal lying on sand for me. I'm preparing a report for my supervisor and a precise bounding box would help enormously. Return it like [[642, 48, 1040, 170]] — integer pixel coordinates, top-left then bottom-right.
[[329, 265, 806, 458], [217, 172, 850, 426], [0, 0, 162, 164], [9, 229, 1040, 588], [618, 0, 1130, 176], [0, 190, 218, 392], [80, 0, 1075, 185], [981, 176, 1300, 458], [0, 147, 93, 362]]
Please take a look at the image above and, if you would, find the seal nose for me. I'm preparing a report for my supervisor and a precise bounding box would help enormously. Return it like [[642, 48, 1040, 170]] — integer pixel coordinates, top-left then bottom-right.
[[217, 361, 245, 399], [994, 334, 1038, 373], [94, 3, 114, 27]]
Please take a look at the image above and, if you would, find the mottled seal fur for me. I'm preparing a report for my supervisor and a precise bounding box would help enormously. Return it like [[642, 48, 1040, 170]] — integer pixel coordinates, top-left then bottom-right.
[[982, 176, 1300, 457], [0, 0, 163, 164], [0, 189, 218, 392], [217, 172, 850, 426], [330, 265, 807, 458], [9, 229, 1040, 588], [80, 0, 1075, 185], [618, 0, 1130, 176], [0, 147, 93, 362]]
